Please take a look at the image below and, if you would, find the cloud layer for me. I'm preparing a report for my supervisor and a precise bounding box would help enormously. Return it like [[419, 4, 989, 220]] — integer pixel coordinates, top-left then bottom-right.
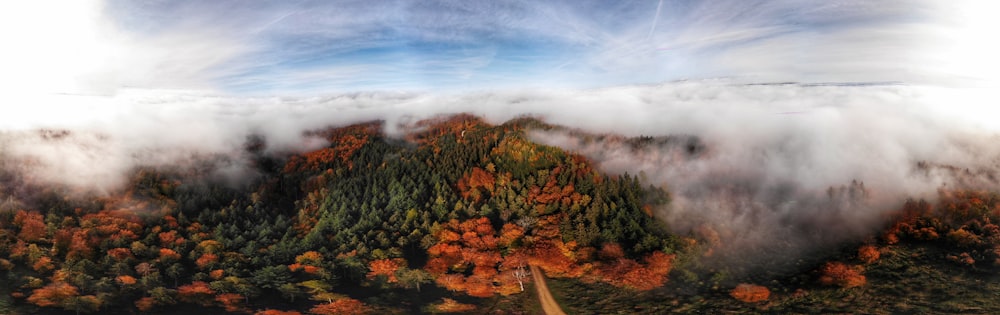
[[524, 82, 1000, 270], [2, 80, 1000, 273]]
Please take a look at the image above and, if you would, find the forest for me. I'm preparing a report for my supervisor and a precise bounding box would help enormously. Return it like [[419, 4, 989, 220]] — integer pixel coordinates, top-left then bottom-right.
[[0, 114, 678, 314], [2, 114, 1000, 314]]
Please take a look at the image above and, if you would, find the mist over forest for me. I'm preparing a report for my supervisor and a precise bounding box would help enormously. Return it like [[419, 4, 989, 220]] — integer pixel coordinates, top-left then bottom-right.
[[7, 83, 1000, 261]]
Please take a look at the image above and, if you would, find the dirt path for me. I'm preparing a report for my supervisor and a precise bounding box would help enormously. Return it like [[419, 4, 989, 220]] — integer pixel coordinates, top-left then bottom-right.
[[530, 265, 567, 315]]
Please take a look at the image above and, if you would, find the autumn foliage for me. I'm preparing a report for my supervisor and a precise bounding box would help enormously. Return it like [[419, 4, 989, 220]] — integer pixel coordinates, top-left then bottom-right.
[[27, 282, 79, 307], [593, 250, 675, 291], [215, 293, 246, 312], [159, 247, 182, 261], [309, 298, 367, 315], [881, 190, 1000, 267], [527, 239, 582, 278], [14, 210, 47, 242], [367, 258, 404, 283], [135, 297, 157, 312], [406, 114, 486, 147], [430, 298, 477, 313], [107, 247, 133, 261], [730, 283, 771, 303], [819, 262, 866, 288], [857, 245, 880, 264], [425, 213, 675, 296], [196, 252, 219, 269], [0, 114, 685, 313], [425, 217, 508, 297], [282, 123, 377, 173], [178, 281, 216, 305], [290, 250, 326, 275], [32, 256, 55, 273], [458, 167, 496, 202], [116, 275, 137, 285]]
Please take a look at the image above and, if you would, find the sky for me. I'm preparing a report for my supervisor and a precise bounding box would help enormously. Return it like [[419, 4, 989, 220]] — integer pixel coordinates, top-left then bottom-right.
[[0, 0, 997, 96]]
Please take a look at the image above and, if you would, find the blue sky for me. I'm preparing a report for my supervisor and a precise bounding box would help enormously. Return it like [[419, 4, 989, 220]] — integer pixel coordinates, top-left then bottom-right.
[[0, 0, 995, 96], [104, 0, 661, 93], [69, 0, 989, 95]]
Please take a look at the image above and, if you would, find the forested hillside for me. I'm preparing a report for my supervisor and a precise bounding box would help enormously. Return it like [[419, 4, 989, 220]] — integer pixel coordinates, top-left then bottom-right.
[[4, 114, 1000, 314], [0, 114, 679, 314]]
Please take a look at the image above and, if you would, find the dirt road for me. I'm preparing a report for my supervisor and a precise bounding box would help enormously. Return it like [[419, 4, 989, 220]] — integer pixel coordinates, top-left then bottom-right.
[[530, 265, 567, 315]]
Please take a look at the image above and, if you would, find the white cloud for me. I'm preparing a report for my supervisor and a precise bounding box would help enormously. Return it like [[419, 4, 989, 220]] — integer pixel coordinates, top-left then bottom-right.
[[520, 82, 1000, 268]]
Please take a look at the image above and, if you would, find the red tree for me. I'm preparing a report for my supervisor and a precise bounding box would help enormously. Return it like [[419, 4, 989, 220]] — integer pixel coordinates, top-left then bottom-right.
[[159, 248, 182, 261], [66, 231, 94, 260], [27, 282, 79, 308], [107, 248, 133, 261], [15, 210, 46, 242], [178, 281, 215, 306], [644, 251, 675, 276], [159, 230, 179, 246], [857, 245, 880, 264], [730, 283, 770, 303], [309, 298, 367, 315], [209, 269, 225, 280], [32, 256, 55, 273], [819, 262, 866, 288], [135, 297, 156, 312], [366, 259, 403, 283], [116, 275, 137, 286], [430, 298, 476, 313], [215, 293, 245, 312], [195, 253, 219, 270], [498, 223, 524, 247], [435, 274, 466, 292]]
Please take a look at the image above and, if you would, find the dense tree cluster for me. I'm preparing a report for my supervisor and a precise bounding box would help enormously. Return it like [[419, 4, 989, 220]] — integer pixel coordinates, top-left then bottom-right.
[[882, 190, 1000, 267], [0, 114, 679, 313]]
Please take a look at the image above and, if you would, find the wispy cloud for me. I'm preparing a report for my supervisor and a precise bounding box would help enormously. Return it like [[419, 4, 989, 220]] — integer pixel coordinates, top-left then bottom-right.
[[4, 0, 990, 96]]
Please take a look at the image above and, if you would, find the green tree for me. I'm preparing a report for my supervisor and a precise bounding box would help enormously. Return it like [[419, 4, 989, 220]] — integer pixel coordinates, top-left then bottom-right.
[[396, 268, 432, 292], [252, 265, 292, 290]]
